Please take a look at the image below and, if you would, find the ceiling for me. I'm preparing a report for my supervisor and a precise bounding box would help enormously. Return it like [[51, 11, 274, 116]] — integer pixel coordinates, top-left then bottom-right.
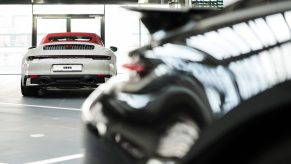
[[0, 0, 139, 4]]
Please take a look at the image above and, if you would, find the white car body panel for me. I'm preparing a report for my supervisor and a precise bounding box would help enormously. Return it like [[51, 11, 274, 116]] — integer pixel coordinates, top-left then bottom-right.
[[21, 42, 117, 88]]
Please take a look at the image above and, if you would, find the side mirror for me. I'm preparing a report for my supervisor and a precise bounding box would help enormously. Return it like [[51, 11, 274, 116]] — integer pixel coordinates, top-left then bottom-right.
[[28, 46, 36, 50], [110, 46, 118, 52]]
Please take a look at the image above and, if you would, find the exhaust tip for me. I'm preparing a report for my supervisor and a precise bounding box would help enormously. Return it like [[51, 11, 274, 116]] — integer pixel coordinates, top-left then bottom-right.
[[86, 78, 95, 84], [40, 78, 49, 85]]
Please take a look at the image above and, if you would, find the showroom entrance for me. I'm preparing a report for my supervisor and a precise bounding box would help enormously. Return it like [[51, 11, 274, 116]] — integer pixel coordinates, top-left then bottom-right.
[[32, 14, 105, 46]]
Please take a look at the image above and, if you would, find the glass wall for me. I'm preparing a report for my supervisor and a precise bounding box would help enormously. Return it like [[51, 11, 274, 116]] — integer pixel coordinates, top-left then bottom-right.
[[0, 5, 32, 74], [0, 4, 150, 74], [36, 19, 67, 45], [71, 18, 102, 35], [105, 5, 150, 73], [33, 5, 105, 45]]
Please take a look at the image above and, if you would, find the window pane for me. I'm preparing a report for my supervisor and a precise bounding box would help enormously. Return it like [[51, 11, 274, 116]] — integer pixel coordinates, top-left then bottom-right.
[[71, 18, 101, 36], [37, 19, 66, 45], [105, 5, 150, 73], [0, 5, 32, 74]]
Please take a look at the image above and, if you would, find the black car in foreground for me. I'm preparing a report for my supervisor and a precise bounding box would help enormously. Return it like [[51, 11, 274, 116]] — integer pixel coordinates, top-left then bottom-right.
[[82, 0, 291, 163]]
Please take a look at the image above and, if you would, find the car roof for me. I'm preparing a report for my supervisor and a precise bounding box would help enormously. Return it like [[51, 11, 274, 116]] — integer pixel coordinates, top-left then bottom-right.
[[40, 32, 104, 46]]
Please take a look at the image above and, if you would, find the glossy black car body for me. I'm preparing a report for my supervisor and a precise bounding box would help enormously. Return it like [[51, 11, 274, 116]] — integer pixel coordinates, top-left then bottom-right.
[[82, 1, 291, 164]]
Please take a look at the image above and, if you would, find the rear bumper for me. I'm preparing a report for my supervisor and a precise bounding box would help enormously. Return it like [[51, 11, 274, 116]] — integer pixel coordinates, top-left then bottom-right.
[[23, 74, 112, 88]]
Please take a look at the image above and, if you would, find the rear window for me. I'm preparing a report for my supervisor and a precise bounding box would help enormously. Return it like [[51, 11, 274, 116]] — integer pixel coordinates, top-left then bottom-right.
[[48, 36, 92, 42]]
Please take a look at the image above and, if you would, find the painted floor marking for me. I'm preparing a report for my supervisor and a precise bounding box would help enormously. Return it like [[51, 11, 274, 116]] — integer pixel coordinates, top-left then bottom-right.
[[0, 102, 80, 111], [25, 153, 84, 164], [30, 134, 45, 138]]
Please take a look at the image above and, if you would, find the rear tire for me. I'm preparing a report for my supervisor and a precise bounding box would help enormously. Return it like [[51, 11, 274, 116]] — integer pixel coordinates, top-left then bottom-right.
[[21, 80, 38, 97]]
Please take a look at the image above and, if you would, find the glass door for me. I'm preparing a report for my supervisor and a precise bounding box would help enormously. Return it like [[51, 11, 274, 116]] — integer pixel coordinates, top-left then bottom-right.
[[71, 16, 104, 44], [32, 15, 104, 47], [71, 17, 102, 35], [0, 5, 32, 74], [36, 18, 67, 45]]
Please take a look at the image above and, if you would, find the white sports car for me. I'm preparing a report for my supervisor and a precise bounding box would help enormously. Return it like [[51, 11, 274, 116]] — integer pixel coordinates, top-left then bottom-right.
[[21, 32, 117, 96]]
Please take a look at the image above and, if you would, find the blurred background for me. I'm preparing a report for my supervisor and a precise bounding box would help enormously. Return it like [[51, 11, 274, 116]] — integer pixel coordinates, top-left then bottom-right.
[[0, 0, 227, 74]]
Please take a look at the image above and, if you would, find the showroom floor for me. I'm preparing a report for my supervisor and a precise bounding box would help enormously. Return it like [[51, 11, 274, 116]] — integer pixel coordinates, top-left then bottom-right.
[[0, 75, 91, 163]]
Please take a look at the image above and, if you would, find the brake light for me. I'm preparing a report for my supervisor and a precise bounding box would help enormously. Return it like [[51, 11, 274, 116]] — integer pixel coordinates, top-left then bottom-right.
[[29, 75, 38, 79], [122, 64, 145, 73], [27, 55, 110, 60], [65, 44, 73, 49]]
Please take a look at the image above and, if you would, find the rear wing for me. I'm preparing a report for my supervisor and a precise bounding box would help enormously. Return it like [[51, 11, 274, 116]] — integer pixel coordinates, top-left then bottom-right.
[[40, 32, 104, 46]]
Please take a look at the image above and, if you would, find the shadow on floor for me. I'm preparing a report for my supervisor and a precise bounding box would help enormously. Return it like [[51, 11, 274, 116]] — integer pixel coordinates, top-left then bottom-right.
[[29, 89, 94, 99]]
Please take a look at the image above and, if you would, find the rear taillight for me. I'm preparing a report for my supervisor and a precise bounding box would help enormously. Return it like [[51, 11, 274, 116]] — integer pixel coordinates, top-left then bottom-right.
[[96, 74, 112, 78], [123, 63, 149, 80], [122, 64, 145, 73], [28, 75, 38, 79], [26, 55, 110, 60]]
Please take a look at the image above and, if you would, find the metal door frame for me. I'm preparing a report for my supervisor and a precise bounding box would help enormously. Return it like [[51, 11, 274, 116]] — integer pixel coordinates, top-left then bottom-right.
[[32, 14, 105, 46]]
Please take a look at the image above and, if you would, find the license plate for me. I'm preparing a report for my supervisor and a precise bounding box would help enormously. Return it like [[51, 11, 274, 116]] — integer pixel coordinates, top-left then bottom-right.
[[53, 65, 82, 72]]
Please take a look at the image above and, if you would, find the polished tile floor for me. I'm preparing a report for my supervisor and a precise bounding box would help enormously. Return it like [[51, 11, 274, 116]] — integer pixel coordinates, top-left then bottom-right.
[[0, 75, 91, 163]]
